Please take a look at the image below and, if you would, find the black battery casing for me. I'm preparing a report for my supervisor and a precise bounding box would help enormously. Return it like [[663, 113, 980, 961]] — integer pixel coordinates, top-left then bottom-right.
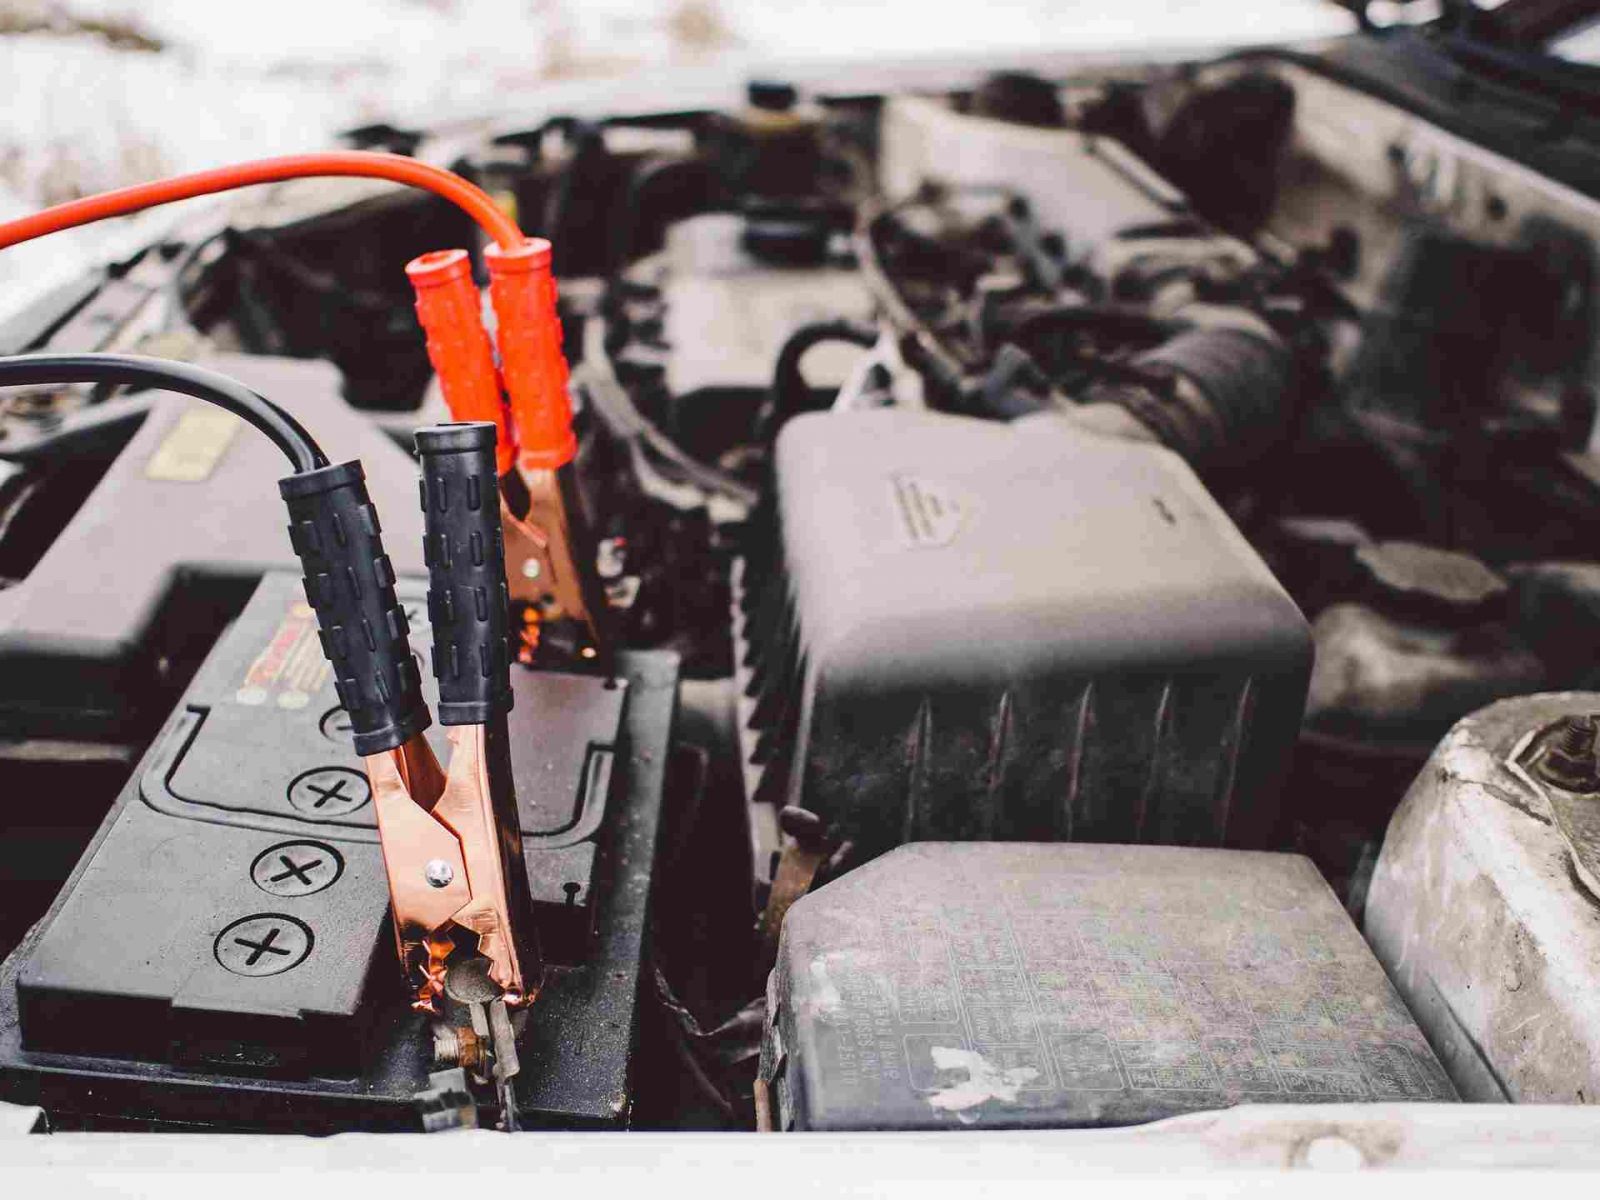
[[0, 572, 679, 1130]]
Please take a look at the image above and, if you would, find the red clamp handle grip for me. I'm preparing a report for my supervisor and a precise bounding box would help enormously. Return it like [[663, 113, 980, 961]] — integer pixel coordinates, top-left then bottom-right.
[[406, 250, 515, 476], [486, 238, 576, 471]]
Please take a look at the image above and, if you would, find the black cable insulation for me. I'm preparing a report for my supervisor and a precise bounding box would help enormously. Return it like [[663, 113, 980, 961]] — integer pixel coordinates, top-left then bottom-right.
[[0, 353, 328, 472]]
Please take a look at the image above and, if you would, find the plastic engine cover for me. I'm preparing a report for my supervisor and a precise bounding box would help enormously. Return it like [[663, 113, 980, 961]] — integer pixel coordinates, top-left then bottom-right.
[[759, 842, 1456, 1131], [736, 409, 1312, 853]]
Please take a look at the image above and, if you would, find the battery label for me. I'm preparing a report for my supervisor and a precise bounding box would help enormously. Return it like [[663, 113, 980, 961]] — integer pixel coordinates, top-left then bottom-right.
[[235, 599, 330, 710]]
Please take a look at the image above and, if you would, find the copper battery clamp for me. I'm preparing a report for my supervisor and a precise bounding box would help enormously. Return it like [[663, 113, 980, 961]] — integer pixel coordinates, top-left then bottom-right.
[[367, 723, 539, 1012], [505, 466, 607, 638], [279, 425, 542, 1015]]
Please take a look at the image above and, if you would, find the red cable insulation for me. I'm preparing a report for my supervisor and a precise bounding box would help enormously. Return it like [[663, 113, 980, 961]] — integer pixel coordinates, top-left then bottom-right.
[[0, 151, 524, 251]]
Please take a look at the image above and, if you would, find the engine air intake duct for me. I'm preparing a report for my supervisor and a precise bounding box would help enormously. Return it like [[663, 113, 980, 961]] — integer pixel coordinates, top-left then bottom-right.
[[1082, 324, 1294, 473]]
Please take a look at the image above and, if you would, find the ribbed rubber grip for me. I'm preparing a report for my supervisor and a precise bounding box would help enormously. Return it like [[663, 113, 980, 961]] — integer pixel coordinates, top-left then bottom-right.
[[279, 461, 430, 755], [485, 238, 577, 470], [416, 422, 514, 725], [405, 249, 515, 475]]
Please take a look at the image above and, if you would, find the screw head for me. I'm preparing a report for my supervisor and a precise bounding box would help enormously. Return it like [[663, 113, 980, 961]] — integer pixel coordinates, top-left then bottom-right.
[[424, 859, 455, 888], [520, 558, 542, 580]]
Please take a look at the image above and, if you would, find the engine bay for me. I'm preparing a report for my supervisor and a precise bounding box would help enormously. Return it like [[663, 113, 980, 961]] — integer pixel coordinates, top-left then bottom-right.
[[2, 36, 1600, 1145]]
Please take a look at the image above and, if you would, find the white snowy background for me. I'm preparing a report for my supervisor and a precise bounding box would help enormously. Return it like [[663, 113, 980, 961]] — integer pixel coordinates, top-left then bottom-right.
[[0, 0, 1353, 319]]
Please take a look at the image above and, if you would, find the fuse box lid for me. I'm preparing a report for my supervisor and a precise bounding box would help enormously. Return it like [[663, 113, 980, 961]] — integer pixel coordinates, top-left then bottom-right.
[[760, 842, 1456, 1131]]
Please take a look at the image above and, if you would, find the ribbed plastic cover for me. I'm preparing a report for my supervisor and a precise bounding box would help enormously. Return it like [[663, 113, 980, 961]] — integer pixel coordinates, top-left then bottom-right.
[[760, 842, 1456, 1131], [737, 409, 1312, 852]]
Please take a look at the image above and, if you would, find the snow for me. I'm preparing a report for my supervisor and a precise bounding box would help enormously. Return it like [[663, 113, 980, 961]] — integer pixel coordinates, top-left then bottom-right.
[[0, 1, 1353, 323]]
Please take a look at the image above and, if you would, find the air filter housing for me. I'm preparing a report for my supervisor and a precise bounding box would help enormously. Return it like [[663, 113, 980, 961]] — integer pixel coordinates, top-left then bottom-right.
[[736, 408, 1311, 853]]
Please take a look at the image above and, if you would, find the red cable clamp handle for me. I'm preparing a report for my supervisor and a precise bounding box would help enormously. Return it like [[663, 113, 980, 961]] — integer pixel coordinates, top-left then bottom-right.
[[487, 239, 576, 472], [405, 250, 514, 475], [0, 151, 575, 473]]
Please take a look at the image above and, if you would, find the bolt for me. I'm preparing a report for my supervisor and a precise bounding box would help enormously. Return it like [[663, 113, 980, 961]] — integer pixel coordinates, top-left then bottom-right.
[[424, 859, 455, 888], [432, 1024, 484, 1071], [596, 537, 626, 581], [433, 1024, 461, 1067], [520, 558, 542, 580], [1561, 716, 1597, 758], [1535, 714, 1600, 793]]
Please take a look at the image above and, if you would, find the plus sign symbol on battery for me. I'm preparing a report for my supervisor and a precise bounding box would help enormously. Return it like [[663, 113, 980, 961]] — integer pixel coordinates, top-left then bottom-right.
[[250, 840, 344, 897], [287, 767, 370, 818], [214, 914, 313, 977]]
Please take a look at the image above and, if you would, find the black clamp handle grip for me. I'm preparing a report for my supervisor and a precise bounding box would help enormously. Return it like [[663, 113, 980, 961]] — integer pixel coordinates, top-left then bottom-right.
[[279, 461, 430, 756], [416, 422, 514, 725]]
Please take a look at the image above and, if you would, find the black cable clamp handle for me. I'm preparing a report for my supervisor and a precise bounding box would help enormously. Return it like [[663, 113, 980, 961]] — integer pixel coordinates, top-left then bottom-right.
[[415, 422, 515, 725], [279, 460, 430, 755]]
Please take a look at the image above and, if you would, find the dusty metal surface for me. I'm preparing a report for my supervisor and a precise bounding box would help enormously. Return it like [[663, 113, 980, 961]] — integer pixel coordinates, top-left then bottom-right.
[[1366, 691, 1600, 1102]]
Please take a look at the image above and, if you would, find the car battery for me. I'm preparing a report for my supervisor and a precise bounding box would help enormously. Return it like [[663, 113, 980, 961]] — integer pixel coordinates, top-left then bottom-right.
[[758, 842, 1455, 1131], [0, 571, 680, 1131]]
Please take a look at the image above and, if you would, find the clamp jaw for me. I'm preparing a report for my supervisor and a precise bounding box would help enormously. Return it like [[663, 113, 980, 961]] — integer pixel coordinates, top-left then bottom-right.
[[279, 423, 541, 1014]]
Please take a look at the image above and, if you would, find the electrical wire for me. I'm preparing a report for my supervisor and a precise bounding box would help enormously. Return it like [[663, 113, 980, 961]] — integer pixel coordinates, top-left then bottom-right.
[[0, 354, 328, 472], [0, 151, 524, 253]]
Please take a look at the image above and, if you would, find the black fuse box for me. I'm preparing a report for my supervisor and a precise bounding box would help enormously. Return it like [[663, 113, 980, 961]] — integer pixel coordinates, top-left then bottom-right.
[[0, 571, 680, 1131], [758, 842, 1455, 1131]]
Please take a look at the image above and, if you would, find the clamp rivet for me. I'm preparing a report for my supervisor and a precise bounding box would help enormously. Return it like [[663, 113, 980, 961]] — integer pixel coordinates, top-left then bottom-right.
[[520, 558, 542, 580], [424, 859, 455, 888]]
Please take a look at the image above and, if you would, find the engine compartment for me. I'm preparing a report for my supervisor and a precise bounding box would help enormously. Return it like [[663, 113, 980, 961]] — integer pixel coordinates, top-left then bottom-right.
[[3, 38, 1600, 1140]]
